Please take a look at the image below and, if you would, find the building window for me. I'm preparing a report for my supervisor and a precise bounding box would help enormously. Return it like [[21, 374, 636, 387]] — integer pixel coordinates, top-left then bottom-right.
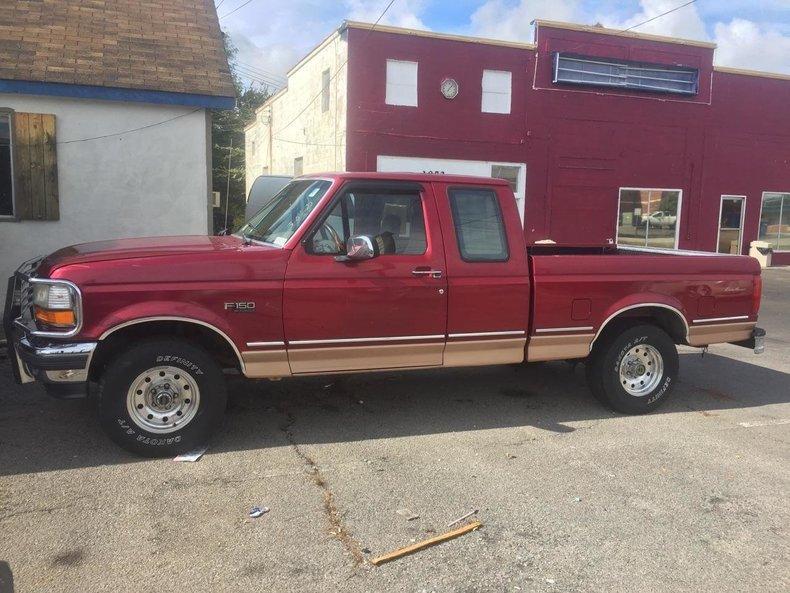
[[554, 54, 698, 95], [491, 164, 519, 193], [321, 68, 331, 113], [448, 187, 509, 262], [386, 59, 418, 107], [293, 157, 303, 176], [250, 140, 256, 156], [482, 70, 512, 114], [617, 188, 682, 249], [759, 192, 790, 251], [0, 113, 13, 217]]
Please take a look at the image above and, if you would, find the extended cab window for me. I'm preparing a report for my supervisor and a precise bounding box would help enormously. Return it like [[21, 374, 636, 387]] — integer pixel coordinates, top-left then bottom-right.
[[309, 189, 427, 255], [448, 188, 508, 261]]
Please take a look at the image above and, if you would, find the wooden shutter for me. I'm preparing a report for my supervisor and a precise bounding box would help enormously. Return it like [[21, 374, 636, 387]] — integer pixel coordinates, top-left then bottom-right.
[[12, 112, 59, 221]]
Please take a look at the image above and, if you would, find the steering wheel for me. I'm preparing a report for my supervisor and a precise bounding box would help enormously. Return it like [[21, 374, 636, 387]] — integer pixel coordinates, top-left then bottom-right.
[[317, 221, 344, 253]]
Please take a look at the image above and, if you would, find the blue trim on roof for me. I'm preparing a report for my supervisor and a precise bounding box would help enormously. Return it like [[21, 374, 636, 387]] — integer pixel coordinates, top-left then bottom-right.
[[0, 79, 236, 109]]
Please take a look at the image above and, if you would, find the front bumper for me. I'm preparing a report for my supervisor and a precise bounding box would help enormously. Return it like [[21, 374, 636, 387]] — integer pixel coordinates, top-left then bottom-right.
[[3, 260, 95, 398]]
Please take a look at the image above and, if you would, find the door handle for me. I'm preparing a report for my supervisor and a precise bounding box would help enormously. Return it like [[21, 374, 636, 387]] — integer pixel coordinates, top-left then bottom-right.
[[412, 268, 443, 279]]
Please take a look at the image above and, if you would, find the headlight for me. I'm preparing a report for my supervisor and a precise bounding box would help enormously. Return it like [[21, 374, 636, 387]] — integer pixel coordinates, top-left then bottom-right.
[[32, 281, 79, 330]]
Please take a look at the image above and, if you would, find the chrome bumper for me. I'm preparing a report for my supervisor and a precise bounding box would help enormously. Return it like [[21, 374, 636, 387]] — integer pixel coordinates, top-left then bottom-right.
[[3, 259, 95, 397]]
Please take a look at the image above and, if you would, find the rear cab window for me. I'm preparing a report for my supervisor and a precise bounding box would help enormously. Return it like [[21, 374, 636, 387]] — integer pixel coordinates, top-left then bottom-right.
[[447, 187, 509, 261]]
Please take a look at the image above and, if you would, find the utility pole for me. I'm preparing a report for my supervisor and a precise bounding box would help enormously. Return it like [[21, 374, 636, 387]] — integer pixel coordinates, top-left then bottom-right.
[[223, 136, 233, 232]]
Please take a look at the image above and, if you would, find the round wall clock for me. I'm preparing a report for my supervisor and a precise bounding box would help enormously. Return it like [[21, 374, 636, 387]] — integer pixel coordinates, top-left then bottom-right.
[[440, 78, 459, 99]]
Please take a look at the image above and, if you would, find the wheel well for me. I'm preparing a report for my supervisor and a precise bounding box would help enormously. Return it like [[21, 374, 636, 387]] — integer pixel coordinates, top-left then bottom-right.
[[89, 320, 242, 381], [592, 306, 688, 351]]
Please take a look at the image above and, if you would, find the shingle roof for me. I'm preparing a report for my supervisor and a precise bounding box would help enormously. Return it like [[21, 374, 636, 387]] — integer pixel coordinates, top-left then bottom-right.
[[0, 0, 235, 99]]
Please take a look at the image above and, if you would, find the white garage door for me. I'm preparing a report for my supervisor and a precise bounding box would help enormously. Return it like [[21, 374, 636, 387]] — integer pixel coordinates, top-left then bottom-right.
[[376, 155, 526, 223]]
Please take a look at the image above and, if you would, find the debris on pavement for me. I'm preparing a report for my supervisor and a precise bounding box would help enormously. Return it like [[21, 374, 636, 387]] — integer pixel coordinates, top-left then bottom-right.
[[370, 521, 483, 566], [173, 446, 207, 462], [248, 506, 270, 518], [396, 508, 420, 521], [447, 509, 478, 527], [506, 453, 517, 459]]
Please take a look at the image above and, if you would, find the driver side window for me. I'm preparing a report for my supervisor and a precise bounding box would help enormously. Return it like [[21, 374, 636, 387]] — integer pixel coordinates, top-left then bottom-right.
[[308, 189, 427, 255]]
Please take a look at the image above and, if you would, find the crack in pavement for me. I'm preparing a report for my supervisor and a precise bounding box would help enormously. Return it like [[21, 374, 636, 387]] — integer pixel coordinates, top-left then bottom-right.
[[277, 404, 366, 569]]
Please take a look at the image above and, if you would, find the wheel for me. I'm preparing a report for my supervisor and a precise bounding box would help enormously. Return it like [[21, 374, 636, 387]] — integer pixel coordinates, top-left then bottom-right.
[[97, 338, 227, 457], [586, 324, 678, 414]]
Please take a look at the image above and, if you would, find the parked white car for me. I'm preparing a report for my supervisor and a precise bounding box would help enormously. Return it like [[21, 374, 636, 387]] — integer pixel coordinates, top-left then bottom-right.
[[641, 211, 677, 229]]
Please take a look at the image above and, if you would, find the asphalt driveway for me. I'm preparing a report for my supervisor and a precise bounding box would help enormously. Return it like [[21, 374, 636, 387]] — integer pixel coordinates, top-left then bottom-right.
[[0, 269, 788, 593]]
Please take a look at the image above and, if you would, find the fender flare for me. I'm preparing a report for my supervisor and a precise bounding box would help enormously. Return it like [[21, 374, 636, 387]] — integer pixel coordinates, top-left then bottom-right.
[[96, 316, 246, 374], [590, 300, 689, 352]]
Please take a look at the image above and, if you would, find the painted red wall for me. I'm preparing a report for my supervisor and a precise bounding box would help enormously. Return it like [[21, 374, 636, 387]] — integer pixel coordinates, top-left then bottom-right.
[[344, 24, 790, 262]]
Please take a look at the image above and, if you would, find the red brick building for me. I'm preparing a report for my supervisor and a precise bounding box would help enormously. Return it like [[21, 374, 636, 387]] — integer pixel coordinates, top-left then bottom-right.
[[246, 20, 790, 264]]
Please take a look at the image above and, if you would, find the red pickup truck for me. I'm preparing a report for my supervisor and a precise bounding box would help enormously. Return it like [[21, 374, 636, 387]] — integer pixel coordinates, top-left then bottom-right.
[[4, 173, 765, 457]]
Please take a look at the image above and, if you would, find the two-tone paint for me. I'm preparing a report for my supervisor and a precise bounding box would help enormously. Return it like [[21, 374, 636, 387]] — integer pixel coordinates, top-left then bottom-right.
[[35, 173, 762, 381]]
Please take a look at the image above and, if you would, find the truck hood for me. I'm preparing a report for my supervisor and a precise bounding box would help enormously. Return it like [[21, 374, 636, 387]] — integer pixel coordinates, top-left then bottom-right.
[[39, 235, 247, 274]]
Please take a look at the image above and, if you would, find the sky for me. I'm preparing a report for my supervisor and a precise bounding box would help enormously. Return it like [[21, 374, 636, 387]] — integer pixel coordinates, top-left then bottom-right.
[[215, 0, 790, 91]]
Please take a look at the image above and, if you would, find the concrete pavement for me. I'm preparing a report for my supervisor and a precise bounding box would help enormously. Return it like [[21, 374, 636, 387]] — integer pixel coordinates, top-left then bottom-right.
[[0, 269, 788, 593]]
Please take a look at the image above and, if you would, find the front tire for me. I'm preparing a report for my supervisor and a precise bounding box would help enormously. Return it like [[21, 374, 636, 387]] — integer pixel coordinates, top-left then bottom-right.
[[98, 338, 227, 457], [586, 324, 678, 414]]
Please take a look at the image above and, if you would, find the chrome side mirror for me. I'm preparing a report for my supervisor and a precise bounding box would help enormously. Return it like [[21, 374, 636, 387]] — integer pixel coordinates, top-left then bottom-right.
[[336, 235, 378, 262]]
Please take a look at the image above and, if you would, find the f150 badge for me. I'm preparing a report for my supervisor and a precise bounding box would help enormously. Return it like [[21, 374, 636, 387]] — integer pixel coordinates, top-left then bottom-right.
[[225, 301, 255, 312]]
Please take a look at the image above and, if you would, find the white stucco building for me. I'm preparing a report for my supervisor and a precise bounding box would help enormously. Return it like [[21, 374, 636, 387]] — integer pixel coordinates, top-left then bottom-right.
[[244, 28, 348, 195], [0, 0, 235, 307]]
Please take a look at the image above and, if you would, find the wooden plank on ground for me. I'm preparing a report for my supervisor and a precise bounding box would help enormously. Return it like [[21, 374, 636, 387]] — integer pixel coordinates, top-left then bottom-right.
[[369, 521, 482, 566]]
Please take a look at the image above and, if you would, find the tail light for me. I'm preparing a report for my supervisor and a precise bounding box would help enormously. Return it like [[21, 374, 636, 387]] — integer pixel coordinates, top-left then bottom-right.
[[752, 275, 762, 317]]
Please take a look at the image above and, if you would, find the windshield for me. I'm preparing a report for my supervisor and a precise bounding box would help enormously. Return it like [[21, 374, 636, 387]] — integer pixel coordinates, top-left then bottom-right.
[[236, 179, 332, 246]]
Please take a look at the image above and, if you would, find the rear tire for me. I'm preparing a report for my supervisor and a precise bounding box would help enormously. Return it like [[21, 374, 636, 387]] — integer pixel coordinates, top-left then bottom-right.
[[98, 338, 227, 457], [586, 324, 678, 414]]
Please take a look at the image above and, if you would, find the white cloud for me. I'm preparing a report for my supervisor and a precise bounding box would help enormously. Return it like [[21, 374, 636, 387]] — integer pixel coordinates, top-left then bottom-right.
[[713, 18, 790, 74], [599, 0, 708, 42], [344, 0, 429, 30], [224, 0, 430, 90], [470, 0, 581, 42], [599, 0, 790, 74]]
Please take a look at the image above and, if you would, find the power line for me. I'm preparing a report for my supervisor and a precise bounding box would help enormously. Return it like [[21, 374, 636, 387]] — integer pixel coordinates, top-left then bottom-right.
[[215, 0, 229, 9], [58, 108, 203, 145], [219, 0, 258, 20], [272, 0, 397, 141], [234, 64, 285, 87], [236, 61, 287, 83], [622, 0, 699, 32]]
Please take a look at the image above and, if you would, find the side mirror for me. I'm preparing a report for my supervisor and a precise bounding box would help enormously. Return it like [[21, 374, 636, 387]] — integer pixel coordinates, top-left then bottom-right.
[[336, 235, 378, 262]]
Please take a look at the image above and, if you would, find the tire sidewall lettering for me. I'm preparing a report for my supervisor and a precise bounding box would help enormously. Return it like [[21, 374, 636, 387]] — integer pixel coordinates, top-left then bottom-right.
[[116, 417, 182, 445], [155, 355, 204, 375]]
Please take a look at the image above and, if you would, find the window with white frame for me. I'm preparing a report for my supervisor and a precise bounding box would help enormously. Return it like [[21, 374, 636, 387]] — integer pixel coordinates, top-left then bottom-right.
[[293, 157, 303, 177], [617, 188, 682, 249], [481, 70, 512, 114], [386, 60, 418, 107], [759, 192, 790, 251]]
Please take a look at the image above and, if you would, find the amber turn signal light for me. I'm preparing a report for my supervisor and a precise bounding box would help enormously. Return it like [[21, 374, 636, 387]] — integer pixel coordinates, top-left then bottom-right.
[[34, 306, 76, 327]]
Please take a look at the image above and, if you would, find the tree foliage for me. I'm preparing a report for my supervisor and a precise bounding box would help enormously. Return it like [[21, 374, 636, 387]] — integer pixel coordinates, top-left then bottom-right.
[[211, 33, 271, 233]]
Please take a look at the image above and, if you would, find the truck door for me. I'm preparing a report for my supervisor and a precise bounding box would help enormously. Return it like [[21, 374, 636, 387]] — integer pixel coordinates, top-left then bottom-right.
[[431, 181, 530, 366], [283, 181, 448, 373]]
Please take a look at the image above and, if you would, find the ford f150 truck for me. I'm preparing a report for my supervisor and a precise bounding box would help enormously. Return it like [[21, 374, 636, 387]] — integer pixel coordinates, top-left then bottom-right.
[[3, 173, 765, 457]]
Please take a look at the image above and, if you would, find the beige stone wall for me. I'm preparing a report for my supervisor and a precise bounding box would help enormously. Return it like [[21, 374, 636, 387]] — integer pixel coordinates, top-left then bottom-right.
[[245, 30, 347, 194]]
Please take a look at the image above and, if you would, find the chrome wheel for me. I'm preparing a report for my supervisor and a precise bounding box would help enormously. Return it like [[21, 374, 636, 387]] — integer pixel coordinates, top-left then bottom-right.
[[618, 344, 663, 397], [126, 366, 200, 434]]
